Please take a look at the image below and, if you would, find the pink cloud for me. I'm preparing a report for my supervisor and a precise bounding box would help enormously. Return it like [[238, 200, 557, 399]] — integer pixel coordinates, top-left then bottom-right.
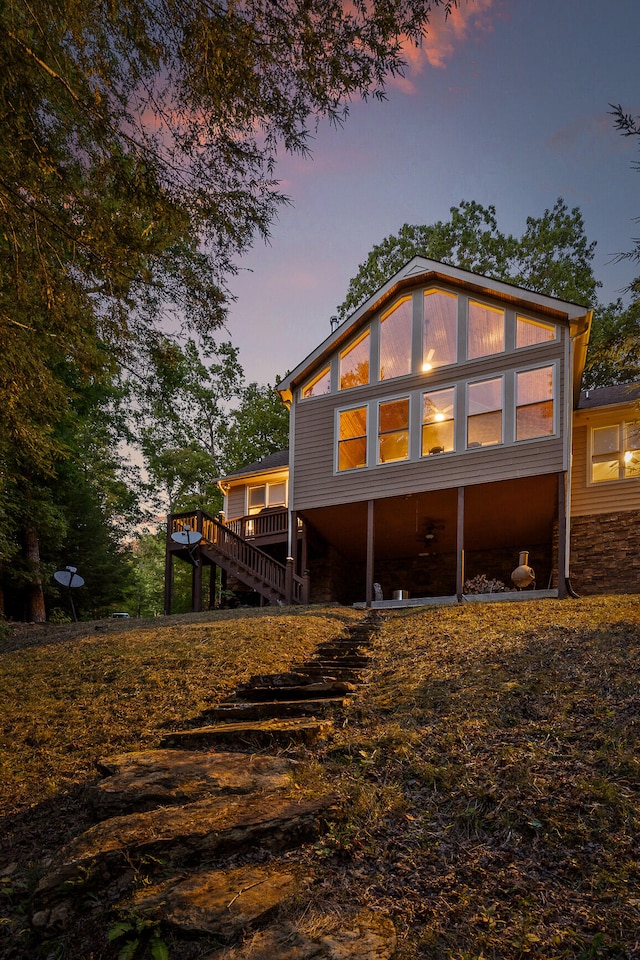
[[392, 0, 500, 86]]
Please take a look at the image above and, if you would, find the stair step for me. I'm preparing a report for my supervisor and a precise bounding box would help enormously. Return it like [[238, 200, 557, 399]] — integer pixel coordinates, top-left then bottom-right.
[[87, 749, 294, 817], [200, 698, 350, 722], [34, 792, 336, 912], [159, 718, 334, 751], [235, 681, 356, 702], [128, 862, 314, 940]]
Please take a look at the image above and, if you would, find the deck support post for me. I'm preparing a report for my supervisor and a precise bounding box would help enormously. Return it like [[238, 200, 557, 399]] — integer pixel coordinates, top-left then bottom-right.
[[209, 563, 217, 610], [192, 552, 203, 612], [164, 517, 173, 616], [557, 470, 568, 598], [285, 556, 294, 605], [366, 499, 375, 608], [456, 486, 465, 602]]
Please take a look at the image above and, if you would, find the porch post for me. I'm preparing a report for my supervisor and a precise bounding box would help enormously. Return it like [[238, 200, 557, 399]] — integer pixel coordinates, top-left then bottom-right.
[[164, 516, 173, 616], [192, 553, 203, 612], [366, 499, 375, 608], [285, 556, 294, 604], [456, 486, 465, 602], [557, 470, 568, 598]]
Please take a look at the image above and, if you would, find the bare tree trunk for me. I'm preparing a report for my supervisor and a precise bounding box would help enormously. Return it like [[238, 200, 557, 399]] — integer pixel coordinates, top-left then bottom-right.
[[24, 525, 46, 622]]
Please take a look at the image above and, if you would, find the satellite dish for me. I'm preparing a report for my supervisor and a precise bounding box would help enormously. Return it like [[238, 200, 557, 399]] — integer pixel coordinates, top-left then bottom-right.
[[53, 566, 84, 621], [170, 526, 202, 566], [171, 529, 202, 546], [54, 566, 85, 588]]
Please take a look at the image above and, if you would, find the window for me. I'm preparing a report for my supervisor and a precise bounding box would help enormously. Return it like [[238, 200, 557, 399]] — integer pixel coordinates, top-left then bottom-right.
[[302, 365, 330, 399], [380, 297, 412, 380], [378, 398, 409, 463], [338, 406, 368, 470], [591, 422, 640, 483], [467, 301, 505, 359], [247, 481, 287, 515], [340, 331, 370, 390], [422, 387, 455, 455], [423, 290, 457, 370], [516, 366, 554, 440], [467, 378, 503, 447], [516, 316, 556, 348]]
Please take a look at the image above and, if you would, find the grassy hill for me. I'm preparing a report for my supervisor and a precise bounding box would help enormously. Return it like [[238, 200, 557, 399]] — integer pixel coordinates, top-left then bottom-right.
[[1, 596, 639, 959]]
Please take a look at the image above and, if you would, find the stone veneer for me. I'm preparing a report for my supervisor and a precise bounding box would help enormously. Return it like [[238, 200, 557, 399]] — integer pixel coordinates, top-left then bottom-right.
[[569, 511, 640, 595]]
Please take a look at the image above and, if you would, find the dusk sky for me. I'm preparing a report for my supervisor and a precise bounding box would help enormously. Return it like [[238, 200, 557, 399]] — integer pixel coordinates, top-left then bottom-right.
[[226, 0, 640, 387]]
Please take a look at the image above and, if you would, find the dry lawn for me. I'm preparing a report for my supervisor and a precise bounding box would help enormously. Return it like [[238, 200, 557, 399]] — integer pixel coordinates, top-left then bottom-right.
[[2, 596, 640, 960]]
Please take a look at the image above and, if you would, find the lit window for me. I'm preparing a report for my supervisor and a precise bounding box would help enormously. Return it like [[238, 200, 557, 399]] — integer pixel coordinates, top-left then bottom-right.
[[247, 481, 287, 515], [378, 398, 409, 463], [591, 422, 640, 483], [422, 387, 455, 455], [516, 366, 554, 440], [467, 378, 503, 447], [467, 301, 505, 359], [516, 316, 556, 348], [423, 290, 457, 370], [302, 366, 330, 399], [338, 406, 367, 470], [340, 331, 370, 390], [380, 298, 412, 380]]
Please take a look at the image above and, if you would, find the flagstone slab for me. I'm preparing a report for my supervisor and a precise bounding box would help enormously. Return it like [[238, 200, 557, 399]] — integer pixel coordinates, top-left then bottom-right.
[[204, 911, 396, 960], [88, 749, 294, 816], [130, 862, 314, 940], [35, 792, 336, 903], [201, 699, 349, 723], [236, 681, 355, 703], [160, 718, 334, 751]]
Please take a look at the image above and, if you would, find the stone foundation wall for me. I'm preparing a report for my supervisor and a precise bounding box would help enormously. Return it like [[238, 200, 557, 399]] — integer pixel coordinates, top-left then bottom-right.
[[570, 511, 640, 595]]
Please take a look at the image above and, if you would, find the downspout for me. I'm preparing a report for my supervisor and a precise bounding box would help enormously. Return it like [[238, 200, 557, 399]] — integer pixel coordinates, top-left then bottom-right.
[[564, 309, 592, 598], [285, 395, 296, 561]]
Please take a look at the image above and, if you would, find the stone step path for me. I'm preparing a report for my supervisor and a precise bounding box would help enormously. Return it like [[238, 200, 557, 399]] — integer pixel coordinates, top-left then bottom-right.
[[31, 611, 396, 958]]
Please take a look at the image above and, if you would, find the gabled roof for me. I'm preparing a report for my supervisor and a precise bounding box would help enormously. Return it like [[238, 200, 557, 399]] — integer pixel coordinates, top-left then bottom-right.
[[578, 382, 640, 410], [221, 448, 289, 482], [276, 256, 592, 404]]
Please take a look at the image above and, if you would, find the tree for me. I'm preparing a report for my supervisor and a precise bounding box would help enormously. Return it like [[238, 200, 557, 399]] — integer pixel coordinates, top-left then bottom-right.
[[610, 103, 640, 293], [338, 198, 599, 319], [2, 1, 460, 617], [221, 381, 290, 473]]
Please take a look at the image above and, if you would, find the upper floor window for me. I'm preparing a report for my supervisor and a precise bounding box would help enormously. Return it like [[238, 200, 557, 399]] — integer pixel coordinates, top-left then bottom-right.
[[302, 365, 330, 399], [380, 297, 412, 381], [467, 301, 505, 360], [422, 387, 455, 456], [591, 421, 640, 483], [516, 316, 556, 348], [247, 481, 287, 515], [467, 377, 503, 447], [516, 366, 554, 440], [378, 397, 409, 463], [423, 290, 457, 370], [340, 330, 370, 390], [338, 406, 368, 471]]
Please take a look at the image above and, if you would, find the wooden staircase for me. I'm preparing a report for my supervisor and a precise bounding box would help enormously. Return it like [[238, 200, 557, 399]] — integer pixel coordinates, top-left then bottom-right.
[[165, 510, 308, 610]]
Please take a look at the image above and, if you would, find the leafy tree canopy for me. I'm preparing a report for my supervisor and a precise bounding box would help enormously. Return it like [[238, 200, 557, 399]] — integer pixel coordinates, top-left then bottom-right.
[[338, 198, 599, 319]]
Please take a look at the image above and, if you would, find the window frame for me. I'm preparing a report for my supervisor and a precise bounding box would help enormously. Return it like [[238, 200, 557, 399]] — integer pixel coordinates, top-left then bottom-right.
[[423, 288, 458, 371], [514, 363, 556, 443], [589, 419, 640, 485], [377, 394, 411, 465], [421, 385, 456, 457], [301, 364, 331, 400], [379, 296, 413, 382], [515, 315, 557, 349], [339, 329, 370, 391], [466, 375, 504, 449], [246, 479, 288, 515], [336, 403, 369, 473], [467, 299, 505, 360]]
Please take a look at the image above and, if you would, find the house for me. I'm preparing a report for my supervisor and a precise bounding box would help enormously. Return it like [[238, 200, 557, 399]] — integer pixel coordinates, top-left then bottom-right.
[[164, 257, 640, 610]]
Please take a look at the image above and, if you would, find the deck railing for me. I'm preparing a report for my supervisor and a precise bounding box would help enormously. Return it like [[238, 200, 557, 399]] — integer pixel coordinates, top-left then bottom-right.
[[169, 509, 306, 604]]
